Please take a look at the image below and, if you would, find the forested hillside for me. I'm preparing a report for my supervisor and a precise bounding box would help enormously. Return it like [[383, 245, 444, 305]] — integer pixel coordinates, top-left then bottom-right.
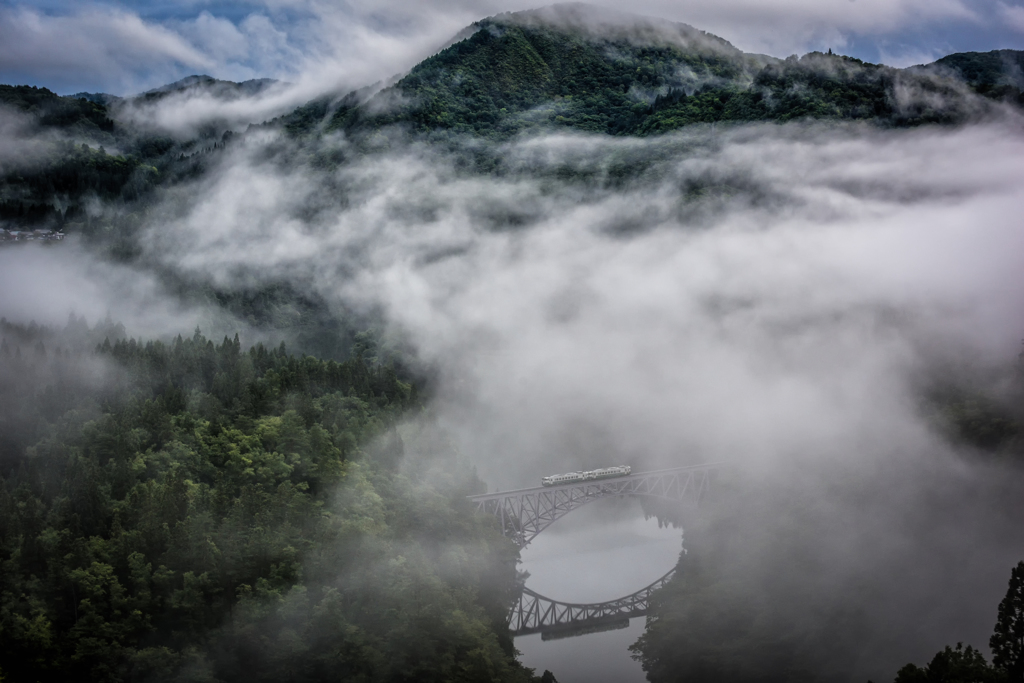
[[0, 319, 540, 683], [316, 6, 1015, 138], [0, 75, 270, 233], [932, 50, 1024, 105]]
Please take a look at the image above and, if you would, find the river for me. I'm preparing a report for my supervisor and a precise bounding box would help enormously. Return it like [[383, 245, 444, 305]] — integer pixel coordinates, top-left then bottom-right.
[[514, 497, 684, 683]]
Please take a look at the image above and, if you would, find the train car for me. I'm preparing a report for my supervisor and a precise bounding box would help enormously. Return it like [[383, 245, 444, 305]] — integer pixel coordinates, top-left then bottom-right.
[[541, 465, 631, 486]]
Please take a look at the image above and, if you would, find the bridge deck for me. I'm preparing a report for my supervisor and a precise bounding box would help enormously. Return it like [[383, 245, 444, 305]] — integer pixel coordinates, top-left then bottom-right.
[[467, 463, 725, 502]]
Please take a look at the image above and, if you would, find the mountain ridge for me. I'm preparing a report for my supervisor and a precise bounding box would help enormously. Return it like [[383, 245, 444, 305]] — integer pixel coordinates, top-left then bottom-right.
[[273, 4, 1023, 139], [3, 4, 1024, 233]]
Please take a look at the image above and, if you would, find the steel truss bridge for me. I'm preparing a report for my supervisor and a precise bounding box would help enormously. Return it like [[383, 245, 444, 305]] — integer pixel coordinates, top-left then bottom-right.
[[467, 464, 720, 547], [468, 464, 721, 640], [509, 568, 676, 638]]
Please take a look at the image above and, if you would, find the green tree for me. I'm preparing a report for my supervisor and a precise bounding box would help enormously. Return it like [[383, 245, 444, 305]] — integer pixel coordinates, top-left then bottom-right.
[[894, 643, 1006, 683], [991, 561, 1024, 682]]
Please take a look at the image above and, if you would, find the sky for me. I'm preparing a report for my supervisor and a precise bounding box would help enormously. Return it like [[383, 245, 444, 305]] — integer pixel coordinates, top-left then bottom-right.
[[2, 0, 1024, 96]]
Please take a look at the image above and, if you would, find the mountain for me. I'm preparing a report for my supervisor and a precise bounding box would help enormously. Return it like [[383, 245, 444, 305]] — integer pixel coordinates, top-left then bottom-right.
[[0, 74, 287, 231], [136, 74, 281, 102], [4, 3, 1024, 233], [67, 77, 280, 110], [293, 3, 1020, 139], [70, 91, 123, 107]]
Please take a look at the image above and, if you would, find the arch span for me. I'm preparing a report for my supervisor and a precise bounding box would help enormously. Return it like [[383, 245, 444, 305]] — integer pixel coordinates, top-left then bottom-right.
[[509, 568, 677, 638]]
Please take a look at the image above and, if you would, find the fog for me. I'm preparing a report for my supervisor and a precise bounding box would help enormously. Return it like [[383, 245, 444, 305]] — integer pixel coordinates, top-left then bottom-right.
[[123, 118, 1024, 477], [111, 81, 304, 140], [3, 75, 1024, 678], [2, 110, 991, 678]]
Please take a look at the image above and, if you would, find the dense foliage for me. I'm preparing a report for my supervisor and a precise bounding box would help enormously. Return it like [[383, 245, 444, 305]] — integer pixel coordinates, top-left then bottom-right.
[[0, 81, 232, 232], [934, 50, 1024, 105], [0, 85, 115, 134], [329, 15, 755, 137], [893, 644, 1008, 683], [991, 562, 1024, 682], [0, 320, 539, 683]]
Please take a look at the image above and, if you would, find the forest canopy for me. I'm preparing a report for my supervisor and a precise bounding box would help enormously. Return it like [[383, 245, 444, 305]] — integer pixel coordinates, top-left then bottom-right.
[[0, 319, 540, 683]]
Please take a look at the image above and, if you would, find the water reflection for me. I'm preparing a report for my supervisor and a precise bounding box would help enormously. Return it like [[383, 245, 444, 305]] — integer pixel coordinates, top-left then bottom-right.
[[515, 498, 683, 683]]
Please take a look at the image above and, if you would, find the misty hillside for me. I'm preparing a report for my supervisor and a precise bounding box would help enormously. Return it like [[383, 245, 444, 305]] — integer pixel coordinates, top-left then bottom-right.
[[930, 49, 1024, 103], [310, 4, 1022, 137], [3, 4, 1024, 233], [0, 74, 287, 233], [137, 75, 281, 102], [0, 84, 116, 136]]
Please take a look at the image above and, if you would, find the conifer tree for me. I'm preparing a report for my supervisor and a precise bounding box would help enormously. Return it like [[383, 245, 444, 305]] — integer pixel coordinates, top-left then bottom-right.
[[991, 561, 1024, 682]]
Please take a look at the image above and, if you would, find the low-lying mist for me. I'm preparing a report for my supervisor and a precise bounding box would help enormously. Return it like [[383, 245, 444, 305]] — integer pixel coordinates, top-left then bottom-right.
[[3, 109, 1023, 680], [131, 117, 1024, 478]]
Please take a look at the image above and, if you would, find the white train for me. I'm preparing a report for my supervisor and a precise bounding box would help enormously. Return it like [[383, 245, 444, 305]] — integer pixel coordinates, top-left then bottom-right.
[[541, 465, 632, 487]]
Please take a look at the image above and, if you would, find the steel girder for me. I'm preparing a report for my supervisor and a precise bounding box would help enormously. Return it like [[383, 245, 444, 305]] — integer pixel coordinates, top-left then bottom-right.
[[467, 464, 720, 547], [509, 568, 677, 637]]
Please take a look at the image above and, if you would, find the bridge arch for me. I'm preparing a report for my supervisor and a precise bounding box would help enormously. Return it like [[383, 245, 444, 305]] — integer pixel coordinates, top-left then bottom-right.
[[468, 464, 719, 547], [509, 568, 677, 638]]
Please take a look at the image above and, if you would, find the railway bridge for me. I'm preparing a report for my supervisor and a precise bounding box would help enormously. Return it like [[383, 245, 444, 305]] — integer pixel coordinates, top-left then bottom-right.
[[469, 463, 722, 640], [467, 464, 720, 547]]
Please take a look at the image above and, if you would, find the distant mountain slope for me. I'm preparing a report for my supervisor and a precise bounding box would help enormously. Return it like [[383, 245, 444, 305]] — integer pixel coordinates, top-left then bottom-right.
[[0, 84, 115, 135], [69, 91, 123, 107], [0, 74, 283, 231], [305, 3, 1010, 139], [930, 49, 1024, 103], [136, 74, 280, 102]]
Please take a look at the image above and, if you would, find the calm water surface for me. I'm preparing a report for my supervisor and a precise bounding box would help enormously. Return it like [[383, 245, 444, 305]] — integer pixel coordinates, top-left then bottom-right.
[[515, 498, 684, 683]]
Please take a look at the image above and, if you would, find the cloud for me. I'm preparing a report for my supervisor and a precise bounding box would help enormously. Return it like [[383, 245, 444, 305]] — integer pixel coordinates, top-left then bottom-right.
[[126, 118, 1024, 486], [623, 0, 978, 55], [0, 6, 214, 93], [0, 243, 237, 340], [0, 0, 995, 97], [0, 1, 474, 95], [997, 1, 1024, 33], [92, 115, 1022, 680], [176, 11, 251, 64]]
